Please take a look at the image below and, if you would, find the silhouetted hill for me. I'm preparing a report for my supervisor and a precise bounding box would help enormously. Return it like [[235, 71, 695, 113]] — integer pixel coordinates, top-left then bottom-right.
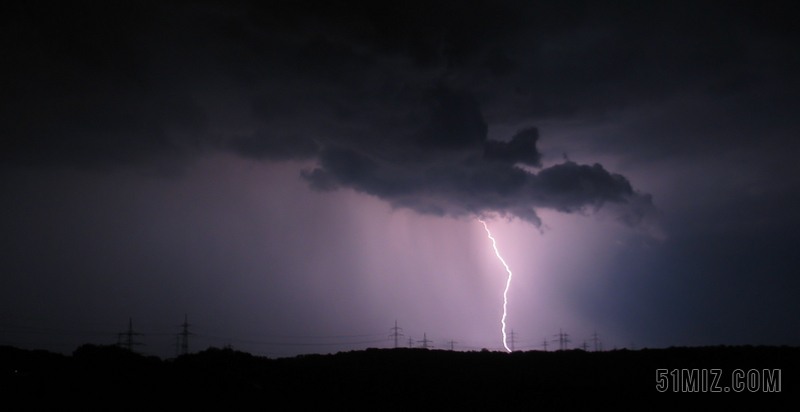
[[1, 345, 797, 410]]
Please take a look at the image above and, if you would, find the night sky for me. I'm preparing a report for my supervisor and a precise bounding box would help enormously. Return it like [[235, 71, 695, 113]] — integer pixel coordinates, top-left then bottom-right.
[[2, 1, 799, 358]]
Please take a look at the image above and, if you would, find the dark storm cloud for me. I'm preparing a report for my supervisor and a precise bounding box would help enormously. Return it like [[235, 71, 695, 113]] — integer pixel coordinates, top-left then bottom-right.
[[7, 0, 797, 227], [483, 128, 541, 167], [300, 85, 653, 226], [305, 146, 647, 228]]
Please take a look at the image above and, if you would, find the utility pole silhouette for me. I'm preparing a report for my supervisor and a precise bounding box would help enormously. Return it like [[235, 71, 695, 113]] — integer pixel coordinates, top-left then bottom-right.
[[389, 320, 404, 348], [507, 330, 518, 352], [541, 338, 549, 351], [445, 340, 458, 351], [581, 340, 588, 351], [118, 318, 143, 352], [418, 333, 432, 349], [591, 331, 601, 352], [177, 314, 192, 356], [553, 328, 570, 351], [407, 337, 415, 348]]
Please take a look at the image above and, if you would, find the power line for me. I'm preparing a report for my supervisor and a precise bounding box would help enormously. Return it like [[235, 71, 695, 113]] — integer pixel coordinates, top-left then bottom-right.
[[196, 334, 387, 347]]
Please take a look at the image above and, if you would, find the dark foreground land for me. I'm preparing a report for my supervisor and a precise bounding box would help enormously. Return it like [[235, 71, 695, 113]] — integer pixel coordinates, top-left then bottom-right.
[[2, 344, 797, 409]]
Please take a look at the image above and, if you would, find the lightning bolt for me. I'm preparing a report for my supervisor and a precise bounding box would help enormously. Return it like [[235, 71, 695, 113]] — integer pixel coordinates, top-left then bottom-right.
[[478, 218, 513, 353]]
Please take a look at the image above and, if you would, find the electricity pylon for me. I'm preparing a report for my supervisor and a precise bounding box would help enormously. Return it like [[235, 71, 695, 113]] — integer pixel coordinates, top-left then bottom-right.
[[118, 318, 143, 352], [389, 320, 404, 348]]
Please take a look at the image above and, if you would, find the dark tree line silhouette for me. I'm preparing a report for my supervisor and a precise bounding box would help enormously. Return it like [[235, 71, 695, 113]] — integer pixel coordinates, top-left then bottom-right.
[[2, 344, 796, 409]]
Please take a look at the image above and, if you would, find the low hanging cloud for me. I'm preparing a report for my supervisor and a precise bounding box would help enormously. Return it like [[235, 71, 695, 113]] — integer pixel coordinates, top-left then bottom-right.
[[300, 87, 656, 228]]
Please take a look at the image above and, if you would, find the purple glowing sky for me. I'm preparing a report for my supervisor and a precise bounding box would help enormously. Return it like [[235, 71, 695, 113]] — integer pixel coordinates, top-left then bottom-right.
[[2, 1, 799, 358]]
